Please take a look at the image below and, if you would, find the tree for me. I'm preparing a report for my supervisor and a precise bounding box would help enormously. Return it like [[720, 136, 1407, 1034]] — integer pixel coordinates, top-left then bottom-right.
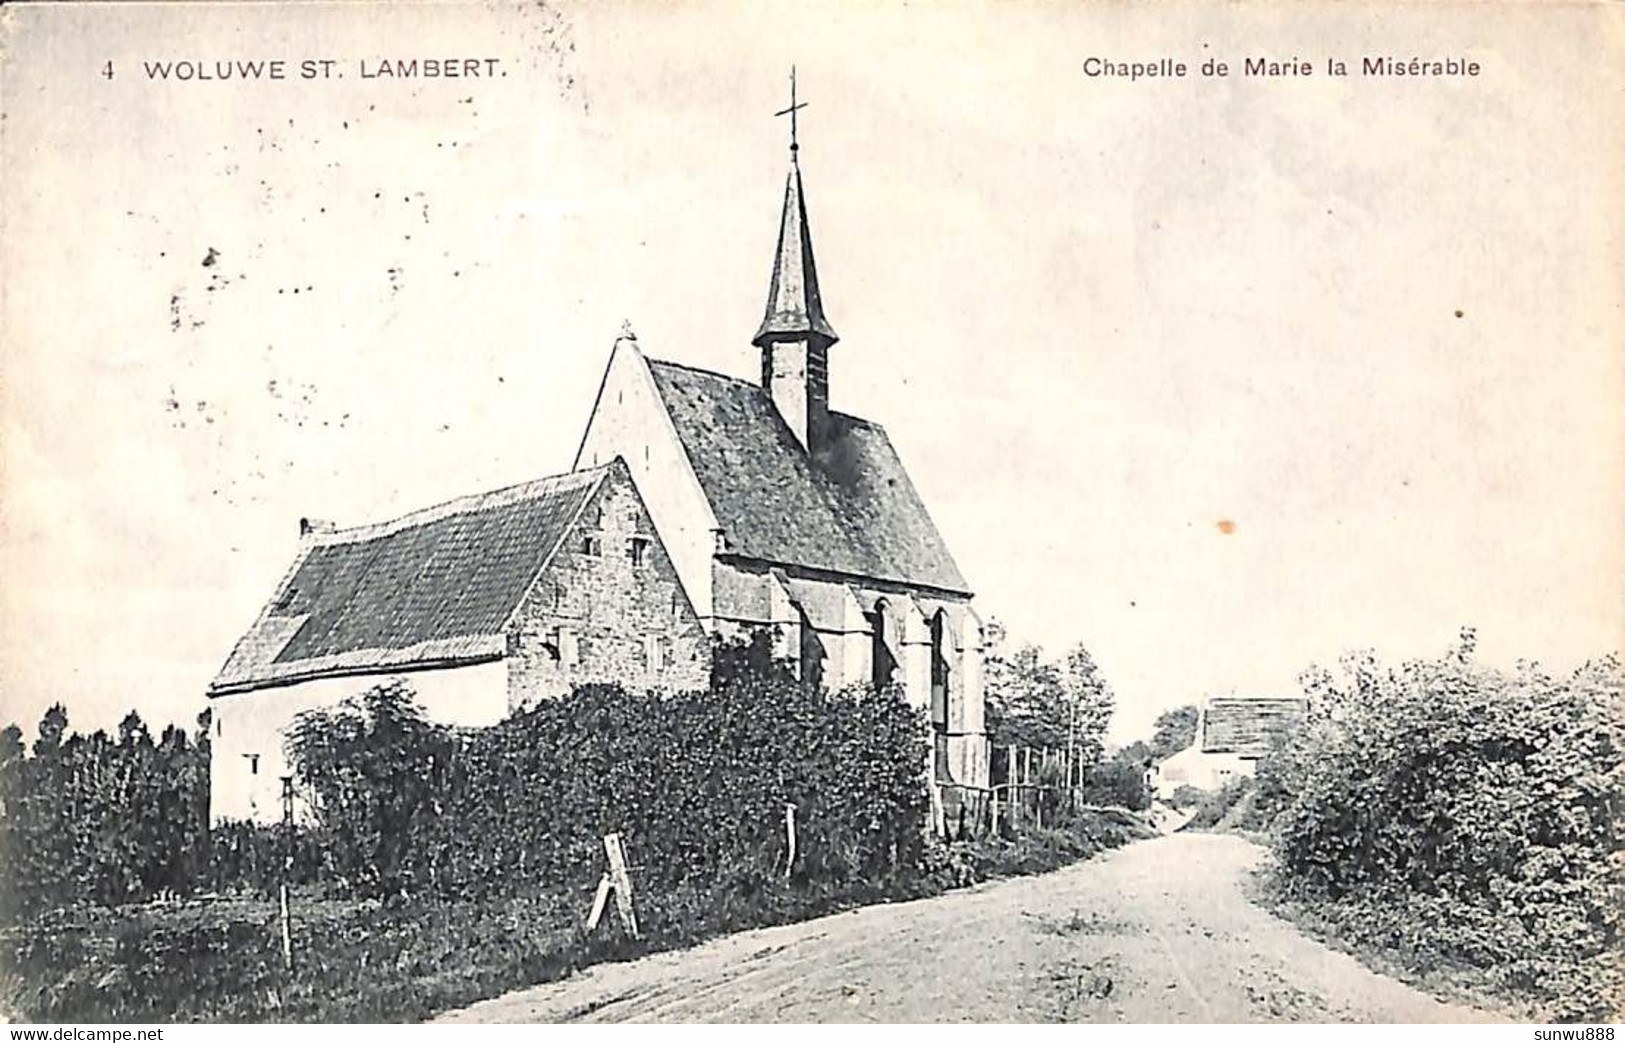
[[1063, 645, 1114, 770], [1083, 740, 1154, 810], [33, 703, 68, 758], [1149, 704, 1199, 760], [984, 621, 1114, 780], [285, 679, 458, 895]]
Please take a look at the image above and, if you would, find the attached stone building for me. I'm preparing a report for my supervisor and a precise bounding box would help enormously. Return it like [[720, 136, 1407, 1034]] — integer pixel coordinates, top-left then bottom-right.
[[574, 139, 990, 790], [208, 459, 705, 823]]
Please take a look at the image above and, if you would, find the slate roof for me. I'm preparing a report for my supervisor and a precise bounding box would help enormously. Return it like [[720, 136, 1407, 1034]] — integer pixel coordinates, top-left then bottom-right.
[[1201, 697, 1311, 758], [647, 358, 970, 595], [211, 465, 610, 695], [753, 161, 838, 347]]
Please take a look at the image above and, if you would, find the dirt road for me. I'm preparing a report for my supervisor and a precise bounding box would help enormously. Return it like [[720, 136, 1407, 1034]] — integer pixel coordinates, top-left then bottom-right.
[[437, 833, 1502, 1023]]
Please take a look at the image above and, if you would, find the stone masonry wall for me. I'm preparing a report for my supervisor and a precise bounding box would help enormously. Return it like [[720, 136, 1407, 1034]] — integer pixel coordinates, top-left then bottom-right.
[[506, 461, 708, 709]]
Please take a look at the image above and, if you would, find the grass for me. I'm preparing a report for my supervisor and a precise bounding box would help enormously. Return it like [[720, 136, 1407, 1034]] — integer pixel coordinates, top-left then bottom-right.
[[0, 809, 1153, 1023], [1237, 864, 1537, 1022], [1187, 795, 1583, 1023]]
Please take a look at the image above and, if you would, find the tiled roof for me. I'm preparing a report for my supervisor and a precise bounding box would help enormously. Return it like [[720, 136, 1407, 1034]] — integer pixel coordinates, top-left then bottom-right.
[[1201, 697, 1310, 757], [211, 466, 609, 694], [647, 359, 970, 594]]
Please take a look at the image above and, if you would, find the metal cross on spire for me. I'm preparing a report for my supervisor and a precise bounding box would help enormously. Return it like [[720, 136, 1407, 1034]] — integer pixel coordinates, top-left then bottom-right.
[[774, 65, 808, 156]]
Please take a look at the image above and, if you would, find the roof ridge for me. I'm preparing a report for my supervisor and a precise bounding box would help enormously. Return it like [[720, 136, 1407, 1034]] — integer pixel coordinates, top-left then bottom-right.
[[644, 356, 758, 386], [314, 464, 611, 546], [647, 356, 881, 429]]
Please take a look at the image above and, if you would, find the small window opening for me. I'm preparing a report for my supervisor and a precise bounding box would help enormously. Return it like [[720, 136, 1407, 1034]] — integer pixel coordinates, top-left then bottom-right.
[[580, 535, 602, 557], [628, 536, 651, 568], [245, 753, 260, 776], [645, 634, 663, 674]]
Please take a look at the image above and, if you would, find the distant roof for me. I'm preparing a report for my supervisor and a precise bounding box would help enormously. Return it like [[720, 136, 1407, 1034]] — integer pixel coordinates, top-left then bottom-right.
[[647, 358, 970, 595], [1201, 697, 1311, 757], [211, 465, 610, 695]]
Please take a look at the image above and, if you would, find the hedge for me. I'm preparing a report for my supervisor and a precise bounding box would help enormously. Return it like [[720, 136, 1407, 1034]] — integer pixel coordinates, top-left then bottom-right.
[[285, 639, 931, 900], [1263, 634, 1623, 1020]]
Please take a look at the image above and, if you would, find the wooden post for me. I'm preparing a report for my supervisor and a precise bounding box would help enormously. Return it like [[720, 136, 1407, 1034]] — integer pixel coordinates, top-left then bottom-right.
[[784, 804, 797, 878], [585, 873, 612, 932], [603, 832, 639, 939], [278, 776, 294, 969]]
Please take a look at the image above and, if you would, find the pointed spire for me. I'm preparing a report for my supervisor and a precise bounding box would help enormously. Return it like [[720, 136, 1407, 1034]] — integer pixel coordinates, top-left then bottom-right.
[[753, 159, 838, 348], [754, 72, 838, 349]]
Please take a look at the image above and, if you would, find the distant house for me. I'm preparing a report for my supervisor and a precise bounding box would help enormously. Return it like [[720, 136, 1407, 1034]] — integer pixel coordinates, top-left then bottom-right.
[[208, 459, 707, 823], [1153, 697, 1309, 800]]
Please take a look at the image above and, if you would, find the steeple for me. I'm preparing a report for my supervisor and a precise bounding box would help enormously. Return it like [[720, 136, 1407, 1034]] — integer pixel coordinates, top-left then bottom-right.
[[752, 161, 839, 349], [756, 68, 837, 452]]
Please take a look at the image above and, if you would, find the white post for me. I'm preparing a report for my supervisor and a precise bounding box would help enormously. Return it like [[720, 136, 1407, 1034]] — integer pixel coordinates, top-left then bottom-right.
[[279, 776, 294, 969], [785, 804, 798, 878], [603, 832, 639, 939]]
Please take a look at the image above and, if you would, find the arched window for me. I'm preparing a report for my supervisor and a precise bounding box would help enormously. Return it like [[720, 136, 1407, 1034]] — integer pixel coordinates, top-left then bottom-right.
[[930, 610, 952, 732], [869, 599, 897, 691]]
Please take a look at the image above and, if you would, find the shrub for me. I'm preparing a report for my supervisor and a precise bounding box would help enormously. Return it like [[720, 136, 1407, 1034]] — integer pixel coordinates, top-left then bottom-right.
[[1168, 784, 1207, 810], [1183, 776, 1255, 831], [1080, 744, 1152, 811], [284, 640, 930, 902], [1269, 635, 1623, 1020]]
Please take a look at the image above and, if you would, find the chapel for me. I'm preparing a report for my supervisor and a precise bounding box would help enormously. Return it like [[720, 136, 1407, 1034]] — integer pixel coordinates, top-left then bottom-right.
[[207, 86, 989, 824], [573, 117, 989, 790]]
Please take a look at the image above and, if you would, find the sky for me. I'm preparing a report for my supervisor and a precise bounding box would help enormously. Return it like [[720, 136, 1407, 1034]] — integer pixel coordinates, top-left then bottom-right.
[[1, 1, 1621, 744]]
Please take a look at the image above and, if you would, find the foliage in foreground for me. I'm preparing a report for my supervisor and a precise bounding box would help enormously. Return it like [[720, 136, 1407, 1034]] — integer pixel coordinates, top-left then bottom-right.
[[0, 810, 1151, 1023], [284, 640, 930, 900], [1192, 630, 1623, 1021], [0, 709, 213, 921]]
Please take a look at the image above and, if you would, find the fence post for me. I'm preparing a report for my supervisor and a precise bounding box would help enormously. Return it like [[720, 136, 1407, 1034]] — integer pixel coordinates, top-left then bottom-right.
[[585, 873, 613, 932], [784, 804, 797, 878], [278, 775, 294, 970], [603, 832, 639, 939]]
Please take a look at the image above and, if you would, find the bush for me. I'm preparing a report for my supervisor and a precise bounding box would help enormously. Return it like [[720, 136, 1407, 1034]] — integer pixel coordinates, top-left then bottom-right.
[[284, 640, 929, 902], [0, 711, 212, 922], [1267, 635, 1623, 1020], [1168, 784, 1207, 810], [1183, 776, 1255, 831], [1080, 745, 1152, 811]]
